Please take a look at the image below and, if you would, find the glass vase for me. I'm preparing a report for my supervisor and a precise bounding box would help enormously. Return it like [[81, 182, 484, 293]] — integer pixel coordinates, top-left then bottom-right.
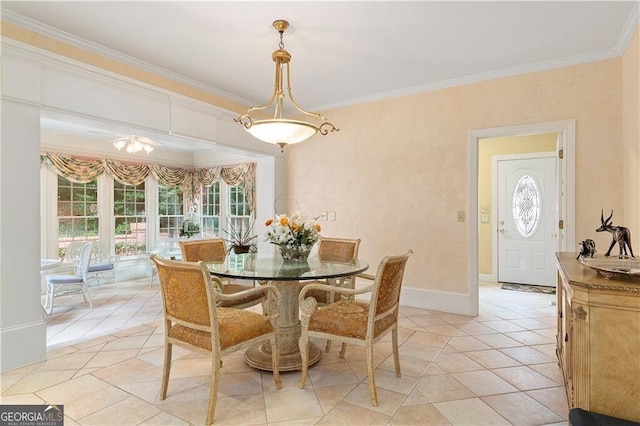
[[278, 245, 312, 262]]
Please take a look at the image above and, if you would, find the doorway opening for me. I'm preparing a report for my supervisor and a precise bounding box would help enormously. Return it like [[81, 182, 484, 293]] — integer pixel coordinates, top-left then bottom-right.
[[467, 120, 575, 316]]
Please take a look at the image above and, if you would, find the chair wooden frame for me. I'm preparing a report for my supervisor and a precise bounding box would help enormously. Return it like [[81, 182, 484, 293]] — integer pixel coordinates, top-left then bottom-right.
[[150, 255, 282, 425], [303, 237, 361, 352], [179, 238, 264, 310], [298, 250, 413, 407]]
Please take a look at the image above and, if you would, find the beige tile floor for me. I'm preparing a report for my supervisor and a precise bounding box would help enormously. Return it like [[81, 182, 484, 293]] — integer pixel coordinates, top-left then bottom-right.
[[1, 279, 568, 425]]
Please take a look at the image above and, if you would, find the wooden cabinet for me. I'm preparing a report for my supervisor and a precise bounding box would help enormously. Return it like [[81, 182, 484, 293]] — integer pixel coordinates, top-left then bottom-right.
[[556, 252, 640, 422]]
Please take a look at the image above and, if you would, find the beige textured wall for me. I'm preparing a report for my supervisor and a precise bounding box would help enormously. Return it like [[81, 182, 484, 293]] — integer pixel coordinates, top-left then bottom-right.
[[623, 27, 639, 243], [478, 134, 558, 275], [285, 59, 623, 293]]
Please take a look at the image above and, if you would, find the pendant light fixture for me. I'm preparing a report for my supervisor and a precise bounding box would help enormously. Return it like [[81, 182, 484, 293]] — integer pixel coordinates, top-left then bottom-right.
[[235, 20, 339, 152]]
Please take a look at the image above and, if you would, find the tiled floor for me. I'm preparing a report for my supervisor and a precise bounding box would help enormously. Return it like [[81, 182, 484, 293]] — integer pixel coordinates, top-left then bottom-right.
[[1, 279, 568, 425]]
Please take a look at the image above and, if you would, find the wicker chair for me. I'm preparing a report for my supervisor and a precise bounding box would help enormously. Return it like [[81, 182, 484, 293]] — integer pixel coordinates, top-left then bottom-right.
[[298, 250, 413, 407], [150, 255, 282, 425], [64, 241, 118, 285], [43, 242, 94, 314], [179, 238, 265, 310], [302, 237, 361, 352]]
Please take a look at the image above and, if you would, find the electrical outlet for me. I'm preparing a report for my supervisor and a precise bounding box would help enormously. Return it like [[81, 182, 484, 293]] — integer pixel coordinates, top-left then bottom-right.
[[457, 211, 465, 222], [319, 211, 328, 221], [329, 211, 336, 221]]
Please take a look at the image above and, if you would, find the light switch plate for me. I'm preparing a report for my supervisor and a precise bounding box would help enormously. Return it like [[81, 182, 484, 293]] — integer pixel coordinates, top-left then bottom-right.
[[320, 211, 328, 221], [329, 211, 336, 221]]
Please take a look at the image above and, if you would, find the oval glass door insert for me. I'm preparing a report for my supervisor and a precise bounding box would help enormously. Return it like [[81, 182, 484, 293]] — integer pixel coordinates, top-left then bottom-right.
[[512, 174, 541, 237]]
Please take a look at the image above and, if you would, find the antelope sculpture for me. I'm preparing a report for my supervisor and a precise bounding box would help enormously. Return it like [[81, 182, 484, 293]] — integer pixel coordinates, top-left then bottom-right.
[[595, 210, 635, 259]]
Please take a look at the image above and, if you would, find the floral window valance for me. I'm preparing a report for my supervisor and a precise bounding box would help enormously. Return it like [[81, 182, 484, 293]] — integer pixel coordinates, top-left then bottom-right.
[[40, 153, 256, 213]]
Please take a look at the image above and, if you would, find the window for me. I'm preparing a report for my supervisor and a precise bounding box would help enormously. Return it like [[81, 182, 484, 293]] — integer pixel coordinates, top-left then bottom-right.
[[158, 183, 184, 238], [228, 183, 251, 232], [201, 182, 220, 238], [512, 174, 541, 238], [57, 175, 98, 256], [114, 180, 147, 256]]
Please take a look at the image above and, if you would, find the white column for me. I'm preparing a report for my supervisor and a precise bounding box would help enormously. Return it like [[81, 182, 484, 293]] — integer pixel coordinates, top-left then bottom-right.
[[0, 99, 47, 372]]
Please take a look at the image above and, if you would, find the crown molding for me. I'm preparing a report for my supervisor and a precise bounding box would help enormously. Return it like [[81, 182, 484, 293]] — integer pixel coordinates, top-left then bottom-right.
[[615, 2, 640, 56], [316, 45, 625, 112]]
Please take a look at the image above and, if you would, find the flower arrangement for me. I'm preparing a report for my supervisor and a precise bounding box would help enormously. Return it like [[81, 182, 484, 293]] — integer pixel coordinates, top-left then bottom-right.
[[264, 212, 321, 261]]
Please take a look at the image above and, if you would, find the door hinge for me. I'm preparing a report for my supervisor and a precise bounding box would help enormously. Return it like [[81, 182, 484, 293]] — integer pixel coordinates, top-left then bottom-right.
[[559, 220, 564, 230], [558, 149, 564, 159]]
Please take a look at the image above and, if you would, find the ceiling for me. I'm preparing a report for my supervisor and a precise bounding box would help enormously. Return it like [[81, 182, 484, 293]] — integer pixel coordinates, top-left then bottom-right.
[[2, 1, 639, 155]]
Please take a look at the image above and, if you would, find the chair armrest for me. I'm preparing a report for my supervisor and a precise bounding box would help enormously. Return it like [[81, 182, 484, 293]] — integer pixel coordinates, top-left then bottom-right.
[[299, 282, 373, 306], [215, 283, 281, 321], [356, 272, 375, 281]]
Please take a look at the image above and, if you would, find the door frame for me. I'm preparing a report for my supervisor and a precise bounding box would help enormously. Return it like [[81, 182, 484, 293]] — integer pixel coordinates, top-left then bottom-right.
[[467, 119, 575, 315], [492, 151, 558, 285]]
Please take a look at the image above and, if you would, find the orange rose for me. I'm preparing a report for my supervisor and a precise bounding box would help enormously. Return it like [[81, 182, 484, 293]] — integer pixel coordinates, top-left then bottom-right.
[[315, 224, 321, 232], [292, 224, 299, 232], [265, 219, 273, 226], [279, 216, 289, 226]]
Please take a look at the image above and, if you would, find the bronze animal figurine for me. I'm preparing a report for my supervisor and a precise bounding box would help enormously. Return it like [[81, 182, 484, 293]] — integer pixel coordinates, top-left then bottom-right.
[[595, 210, 635, 259], [577, 239, 596, 260]]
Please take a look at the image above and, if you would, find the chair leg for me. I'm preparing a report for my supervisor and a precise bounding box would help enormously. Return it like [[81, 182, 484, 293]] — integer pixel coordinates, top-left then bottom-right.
[[392, 325, 401, 377], [325, 339, 332, 353], [81, 283, 93, 308], [298, 328, 310, 389], [366, 344, 378, 407], [339, 342, 347, 358], [45, 284, 55, 315], [270, 334, 282, 389], [159, 341, 173, 400], [206, 351, 220, 425]]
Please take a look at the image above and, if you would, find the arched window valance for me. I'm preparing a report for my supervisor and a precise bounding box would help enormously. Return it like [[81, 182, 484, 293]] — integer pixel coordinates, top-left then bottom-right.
[[40, 152, 256, 213]]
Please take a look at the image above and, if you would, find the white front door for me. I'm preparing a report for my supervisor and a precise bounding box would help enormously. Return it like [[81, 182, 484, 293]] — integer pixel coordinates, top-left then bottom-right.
[[497, 154, 557, 286]]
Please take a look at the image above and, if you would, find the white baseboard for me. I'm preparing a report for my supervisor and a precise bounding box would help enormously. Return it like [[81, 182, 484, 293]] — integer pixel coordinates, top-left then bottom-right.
[[0, 320, 47, 373], [399, 286, 475, 316], [479, 273, 496, 283]]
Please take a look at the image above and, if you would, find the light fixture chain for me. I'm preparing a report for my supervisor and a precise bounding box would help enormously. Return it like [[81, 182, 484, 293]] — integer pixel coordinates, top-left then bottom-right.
[[279, 30, 284, 49]]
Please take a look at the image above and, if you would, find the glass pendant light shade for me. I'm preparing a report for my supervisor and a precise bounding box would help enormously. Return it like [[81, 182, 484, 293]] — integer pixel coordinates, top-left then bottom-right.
[[246, 120, 318, 145]]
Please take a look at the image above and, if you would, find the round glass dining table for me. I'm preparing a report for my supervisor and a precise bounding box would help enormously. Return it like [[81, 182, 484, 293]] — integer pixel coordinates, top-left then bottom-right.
[[206, 253, 369, 371]]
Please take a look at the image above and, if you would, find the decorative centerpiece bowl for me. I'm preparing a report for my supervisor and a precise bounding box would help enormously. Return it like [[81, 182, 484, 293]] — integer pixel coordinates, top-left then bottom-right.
[[264, 212, 321, 262]]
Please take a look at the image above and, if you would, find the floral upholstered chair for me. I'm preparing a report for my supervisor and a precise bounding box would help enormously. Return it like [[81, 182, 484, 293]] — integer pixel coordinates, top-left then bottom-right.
[[150, 255, 282, 425], [298, 250, 413, 407], [302, 237, 361, 352], [179, 238, 265, 310], [43, 242, 94, 315]]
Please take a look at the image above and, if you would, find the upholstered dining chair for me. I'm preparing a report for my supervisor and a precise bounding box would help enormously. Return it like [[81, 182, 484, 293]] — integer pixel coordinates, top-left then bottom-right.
[[43, 242, 94, 315], [298, 250, 413, 407], [179, 238, 265, 310], [150, 255, 282, 425], [302, 237, 361, 352]]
